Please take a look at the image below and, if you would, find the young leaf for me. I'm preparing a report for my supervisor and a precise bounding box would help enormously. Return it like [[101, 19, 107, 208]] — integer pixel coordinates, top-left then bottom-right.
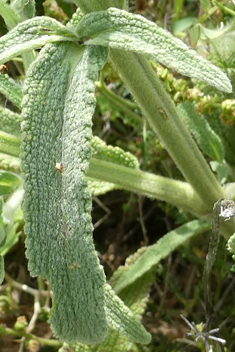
[[0, 17, 76, 65], [88, 136, 139, 196], [0, 131, 21, 157], [177, 101, 225, 162], [0, 170, 22, 196], [0, 1, 20, 29], [207, 112, 235, 167], [0, 154, 20, 173], [91, 136, 139, 169], [0, 74, 23, 109], [75, 7, 232, 93], [11, 0, 35, 21], [0, 186, 24, 258], [21, 42, 108, 344], [113, 220, 210, 293], [0, 107, 22, 136]]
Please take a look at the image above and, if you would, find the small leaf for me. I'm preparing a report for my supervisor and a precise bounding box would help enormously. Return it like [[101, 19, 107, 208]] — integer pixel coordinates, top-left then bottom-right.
[[0, 187, 24, 257], [172, 17, 196, 36], [11, 0, 35, 21], [188, 23, 231, 47], [88, 137, 139, 196], [199, 0, 211, 12], [210, 161, 231, 185], [0, 17, 76, 65], [177, 101, 225, 162], [0, 131, 21, 157], [113, 220, 210, 293], [76, 7, 232, 93], [211, 30, 235, 63], [0, 170, 22, 196], [91, 137, 139, 169], [88, 178, 118, 196], [207, 112, 235, 167], [0, 74, 23, 109], [0, 107, 22, 136], [0, 1, 20, 29]]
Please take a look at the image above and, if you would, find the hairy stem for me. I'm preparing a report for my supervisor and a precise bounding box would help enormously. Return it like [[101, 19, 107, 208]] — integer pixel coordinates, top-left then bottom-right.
[[109, 51, 224, 207], [88, 158, 208, 216]]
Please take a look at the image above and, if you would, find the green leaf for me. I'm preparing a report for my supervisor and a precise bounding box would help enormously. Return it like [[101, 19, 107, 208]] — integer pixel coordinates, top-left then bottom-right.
[[21, 42, 108, 344], [210, 161, 231, 185], [1, 185, 24, 227], [188, 23, 232, 47], [104, 284, 151, 344], [113, 220, 210, 293], [88, 178, 118, 196], [0, 153, 20, 172], [172, 17, 196, 36], [0, 107, 22, 136], [75, 7, 232, 93], [0, 187, 24, 257], [11, 0, 35, 21], [88, 137, 139, 196], [0, 16, 76, 65], [0, 1, 20, 29], [91, 136, 139, 169], [0, 170, 22, 196], [207, 112, 235, 167], [0, 74, 23, 109], [211, 30, 235, 63], [177, 101, 225, 162], [0, 131, 21, 157], [199, 0, 211, 12]]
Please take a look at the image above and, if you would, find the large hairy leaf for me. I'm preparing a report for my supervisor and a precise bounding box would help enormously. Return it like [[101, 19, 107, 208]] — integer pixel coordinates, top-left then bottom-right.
[[113, 220, 210, 293], [0, 16, 76, 64], [21, 39, 150, 344], [76, 7, 232, 93], [21, 42, 108, 344]]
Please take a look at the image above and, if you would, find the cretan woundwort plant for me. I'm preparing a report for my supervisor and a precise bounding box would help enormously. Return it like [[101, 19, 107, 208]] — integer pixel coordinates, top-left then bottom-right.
[[0, 0, 234, 347]]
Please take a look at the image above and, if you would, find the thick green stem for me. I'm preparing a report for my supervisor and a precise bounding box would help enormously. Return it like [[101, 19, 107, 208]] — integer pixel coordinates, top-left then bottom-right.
[[2, 328, 62, 347], [109, 50, 224, 208], [88, 158, 208, 216], [96, 81, 143, 129]]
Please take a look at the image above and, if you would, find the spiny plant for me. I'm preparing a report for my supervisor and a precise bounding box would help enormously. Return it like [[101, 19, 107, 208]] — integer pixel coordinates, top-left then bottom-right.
[[0, 0, 235, 351]]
